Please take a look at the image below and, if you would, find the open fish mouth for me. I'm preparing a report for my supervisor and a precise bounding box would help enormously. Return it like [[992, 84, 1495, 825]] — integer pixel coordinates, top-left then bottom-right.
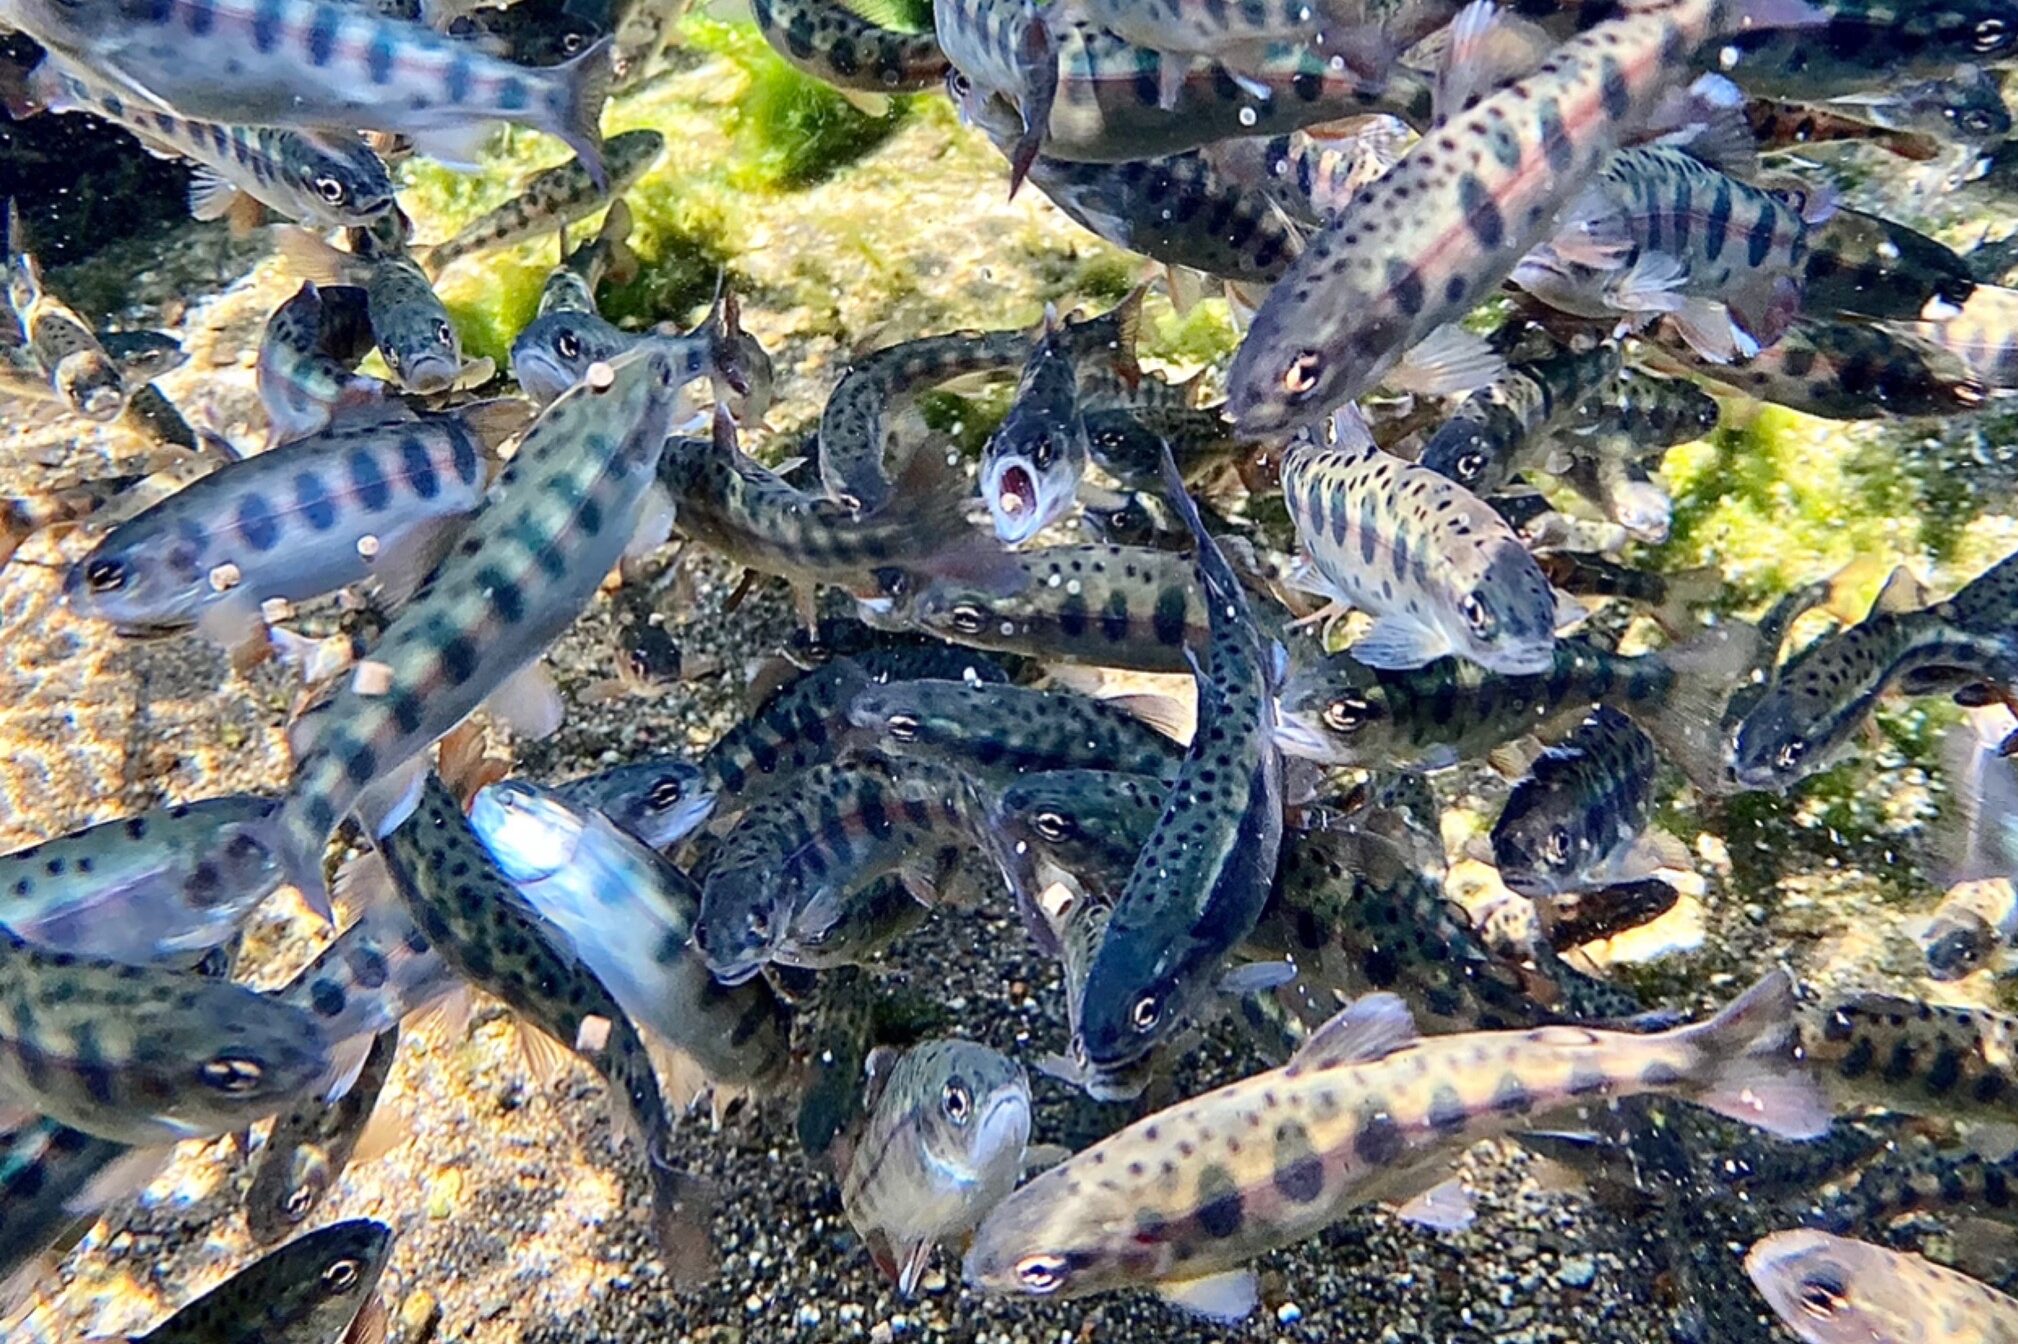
[[990, 462, 1042, 542]]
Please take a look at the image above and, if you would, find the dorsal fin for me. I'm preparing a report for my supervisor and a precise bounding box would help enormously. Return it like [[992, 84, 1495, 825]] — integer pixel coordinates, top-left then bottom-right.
[[1291, 992, 1418, 1069]]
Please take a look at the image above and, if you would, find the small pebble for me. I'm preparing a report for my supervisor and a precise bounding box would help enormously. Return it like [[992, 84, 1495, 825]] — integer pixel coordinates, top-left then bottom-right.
[[1556, 1256, 1597, 1289]]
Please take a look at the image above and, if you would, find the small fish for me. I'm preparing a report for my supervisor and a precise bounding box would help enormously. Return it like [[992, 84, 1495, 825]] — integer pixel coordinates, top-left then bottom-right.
[[987, 769, 1168, 941], [1805, 989, 2018, 1127], [0, 796, 283, 966], [1643, 314, 1988, 419], [271, 896, 458, 1051], [0, 930, 331, 1145], [256, 281, 385, 447], [553, 756, 716, 850], [67, 401, 518, 648], [1832, 64, 2013, 145], [904, 540, 1210, 669], [1, 0, 614, 185], [418, 129, 663, 276], [468, 779, 792, 1091], [1418, 342, 1624, 496], [845, 678, 1186, 784], [0, 1116, 161, 1315], [982, 316, 1092, 545], [776, 873, 931, 971], [750, 0, 951, 94], [1283, 409, 1567, 675], [537, 197, 637, 318], [1069, 446, 1282, 1100], [1557, 448, 1673, 544], [9, 54, 395, 228], [1743, 95, 1942, 159], [1747, 1230, 2018, 1344], [702, 642, 1009, 809], [1912, 281, 2018, 390], [0, 474, 143, 567], [129, 1218, 393, 1344], [1811, 1138, 2018, 1234], [658, 407, 1019, 616], [966, 969, 1827, 1320], [1054, 0, 1406, 106], [1514, 146, 1825, 363], [1536, 552, 1721, 636], [694, 760, 986, 985], [1528, 877, 1682, 951], [268, 338, 697, 914], [1491, 706, 1667, 898], [1728, 550, 2018, 790], [510, 300, 758, 412], [5, 205, 126, 422], [245, 1026, 400, 1244], [1226, 0, 1813, 433], [1081, 404, 1242, 492], [1703, 0, 2016, 102], [278, 211, 467, 395], [819, 292, 1140, 513], [1553, 368, 1722, 456], [793, 964, 876, 1159], [377, 774, 717, 1279], [842, 1039, 1031, 1296], [1800, 206, 1978, 323], [1274, 628, 1747, 789]]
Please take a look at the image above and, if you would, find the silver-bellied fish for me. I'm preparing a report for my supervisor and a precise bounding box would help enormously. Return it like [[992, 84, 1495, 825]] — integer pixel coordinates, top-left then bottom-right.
[[0, 930, 331, 1145], [1283, 407, 1568, 675], [129, 1218, 392, 1344], [1805, 989, 2018, 1127], [0, 0, 615, 185], [256, 282, 384, 447], [1644, 313, 1989, 419], [895, 542, 1206, 673], [1489, 706, 1671, 897], [1703, 0, 2016, 102], [1069, 446, 1283, 1100], [1747, 1229, 2018, 1344], [377, 774, 717, 1280], [510, 299, 756, 411], [845, 678, 1186, 784], [982, 314, 1093, 544], [1225, 0, 1822, 433], [510, 310, 634, 405], [66, 401, 523, 650], [4, 204, 125, 422], [0, 796, 283, 966], [418, 128, 663, 276], [537, 197, 638, 317], [750, 0, 951, 93], [553, 755, 716, 850], [1513, 145, 1828, 362], [701, 642, 1010, 811], [245, 1026, 400, 1244], [6, 54, 396, 229], [0, 1116, 160, 1315], [658, 406, 1020, 614], [694, 759, 987, 985], [1728, 550, 2018, 791], [468, 779, 792, 1093], [1417, 341, 1623, 496], [278, 210, 468, 395], [841, 1039, 1032, 1296], [966, 969, 1827, 1320], [266, 338, 695, 915]]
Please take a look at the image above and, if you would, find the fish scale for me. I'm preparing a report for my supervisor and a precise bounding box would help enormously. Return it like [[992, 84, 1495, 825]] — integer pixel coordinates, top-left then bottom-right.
[[967, 969, 1826, 1317], [0, 0, 614, 186], [377, 774, 716, 1278], [1227, 0, 1799, 432], [1070, 447, 1282, 1100], [1283, 430, 1563, 675], [269, 340, 692, 913], [128, 1218, 392, 1343]]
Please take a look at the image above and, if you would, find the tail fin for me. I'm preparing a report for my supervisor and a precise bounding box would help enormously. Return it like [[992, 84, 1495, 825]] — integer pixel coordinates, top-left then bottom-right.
[[876, 443, 1026, 597], [274, 227, 361, 287], [647, 1134, 719, 1287], [1628, 622, 1757, 793], [552, 37, 614, 193], [1679, 968, 1831, 1140]]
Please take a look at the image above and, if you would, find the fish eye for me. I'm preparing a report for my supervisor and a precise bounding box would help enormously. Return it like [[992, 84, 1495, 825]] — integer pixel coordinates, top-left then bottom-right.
[[1322, 696, 1368, 734], [1130, 993, 1160, 1032], [556, 332, 581, 361], [1032, 809, 1073, 843], [284, 1185, 316, 1219], [313, 174, 349, 205], [200, 1055, 267, 1093], [948, 71, 971, 98], [435, 320, 454, 346], [1014, 1254, 1071, 1294], [950, 602, 988, 636], [1974, 17, 2009, 52], [1775, 738, 1807, 771], [562, 31, 587, 53], [1961, 110, 1996, 135], [647, 777, 685, 809], [84, 558, 126, 592], [1543, 827, 1571, 865], [1796, 1270, 1847, 1319], [872, 566, 912, 599], [1031, 436, 1054, 469], [1282, 350, 1323, 400], [941, 1079, 973, 1124], [384, 348, 403, 372], [1454, 449, 1488, 482], [321, 1258, 362, 1293], [886, 712, 921, 743], [1459, 593, 1494, 637]]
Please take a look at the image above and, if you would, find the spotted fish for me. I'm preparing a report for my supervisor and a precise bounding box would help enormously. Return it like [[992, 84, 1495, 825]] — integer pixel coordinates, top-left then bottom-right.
[[553, 755, 716, 850], [129, 1218, 393, 1344], [255, 282, 385, 447], [245, 1026, 400, 1244], [1804, 990, 2018, 1127], [1417, 341, 1623, 496], [1644, 313, 1988, 419], [277, 210, 467, 395], [751, 0, 951, 93], [982, 315, 1094, 545], [417, 128, 663, 276], [1491, 706, 1665, 898], [267, 338, 695, 915], [1746, 1229, 2018, 1344], [966, 969, 1827, 1319], [845, 678, 1186, 784], [1226, 0, 1821, 433]]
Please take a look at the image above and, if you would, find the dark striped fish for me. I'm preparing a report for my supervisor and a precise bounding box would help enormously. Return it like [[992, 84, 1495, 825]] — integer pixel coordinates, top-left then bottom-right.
[[1644, 314, 1988, 419], [278, 212, 466, 395], [1418, 342, 1623, 496], [1701, 0, 2015, 101], [255, 282, 384, 447], [1805, 989, 2018, 1126], [1743, 95, 1941, 159], [1801, 206, 1977, 323], [554, 756, 716, 850]]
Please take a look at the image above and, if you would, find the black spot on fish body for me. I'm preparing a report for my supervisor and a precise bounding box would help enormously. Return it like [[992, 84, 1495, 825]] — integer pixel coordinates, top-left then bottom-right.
[[1354, 1111, 1405, 1165], [1195, 1165, 1244, 1238], [1458, 174, 1504, 250], [367, 29, 396, 83], [350, 448, 391, 512], [237, 492, 281, 551], [306, 3, 339, 64], [1597, 55, 1630, 121], [1746, 206, 1776, 268]]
